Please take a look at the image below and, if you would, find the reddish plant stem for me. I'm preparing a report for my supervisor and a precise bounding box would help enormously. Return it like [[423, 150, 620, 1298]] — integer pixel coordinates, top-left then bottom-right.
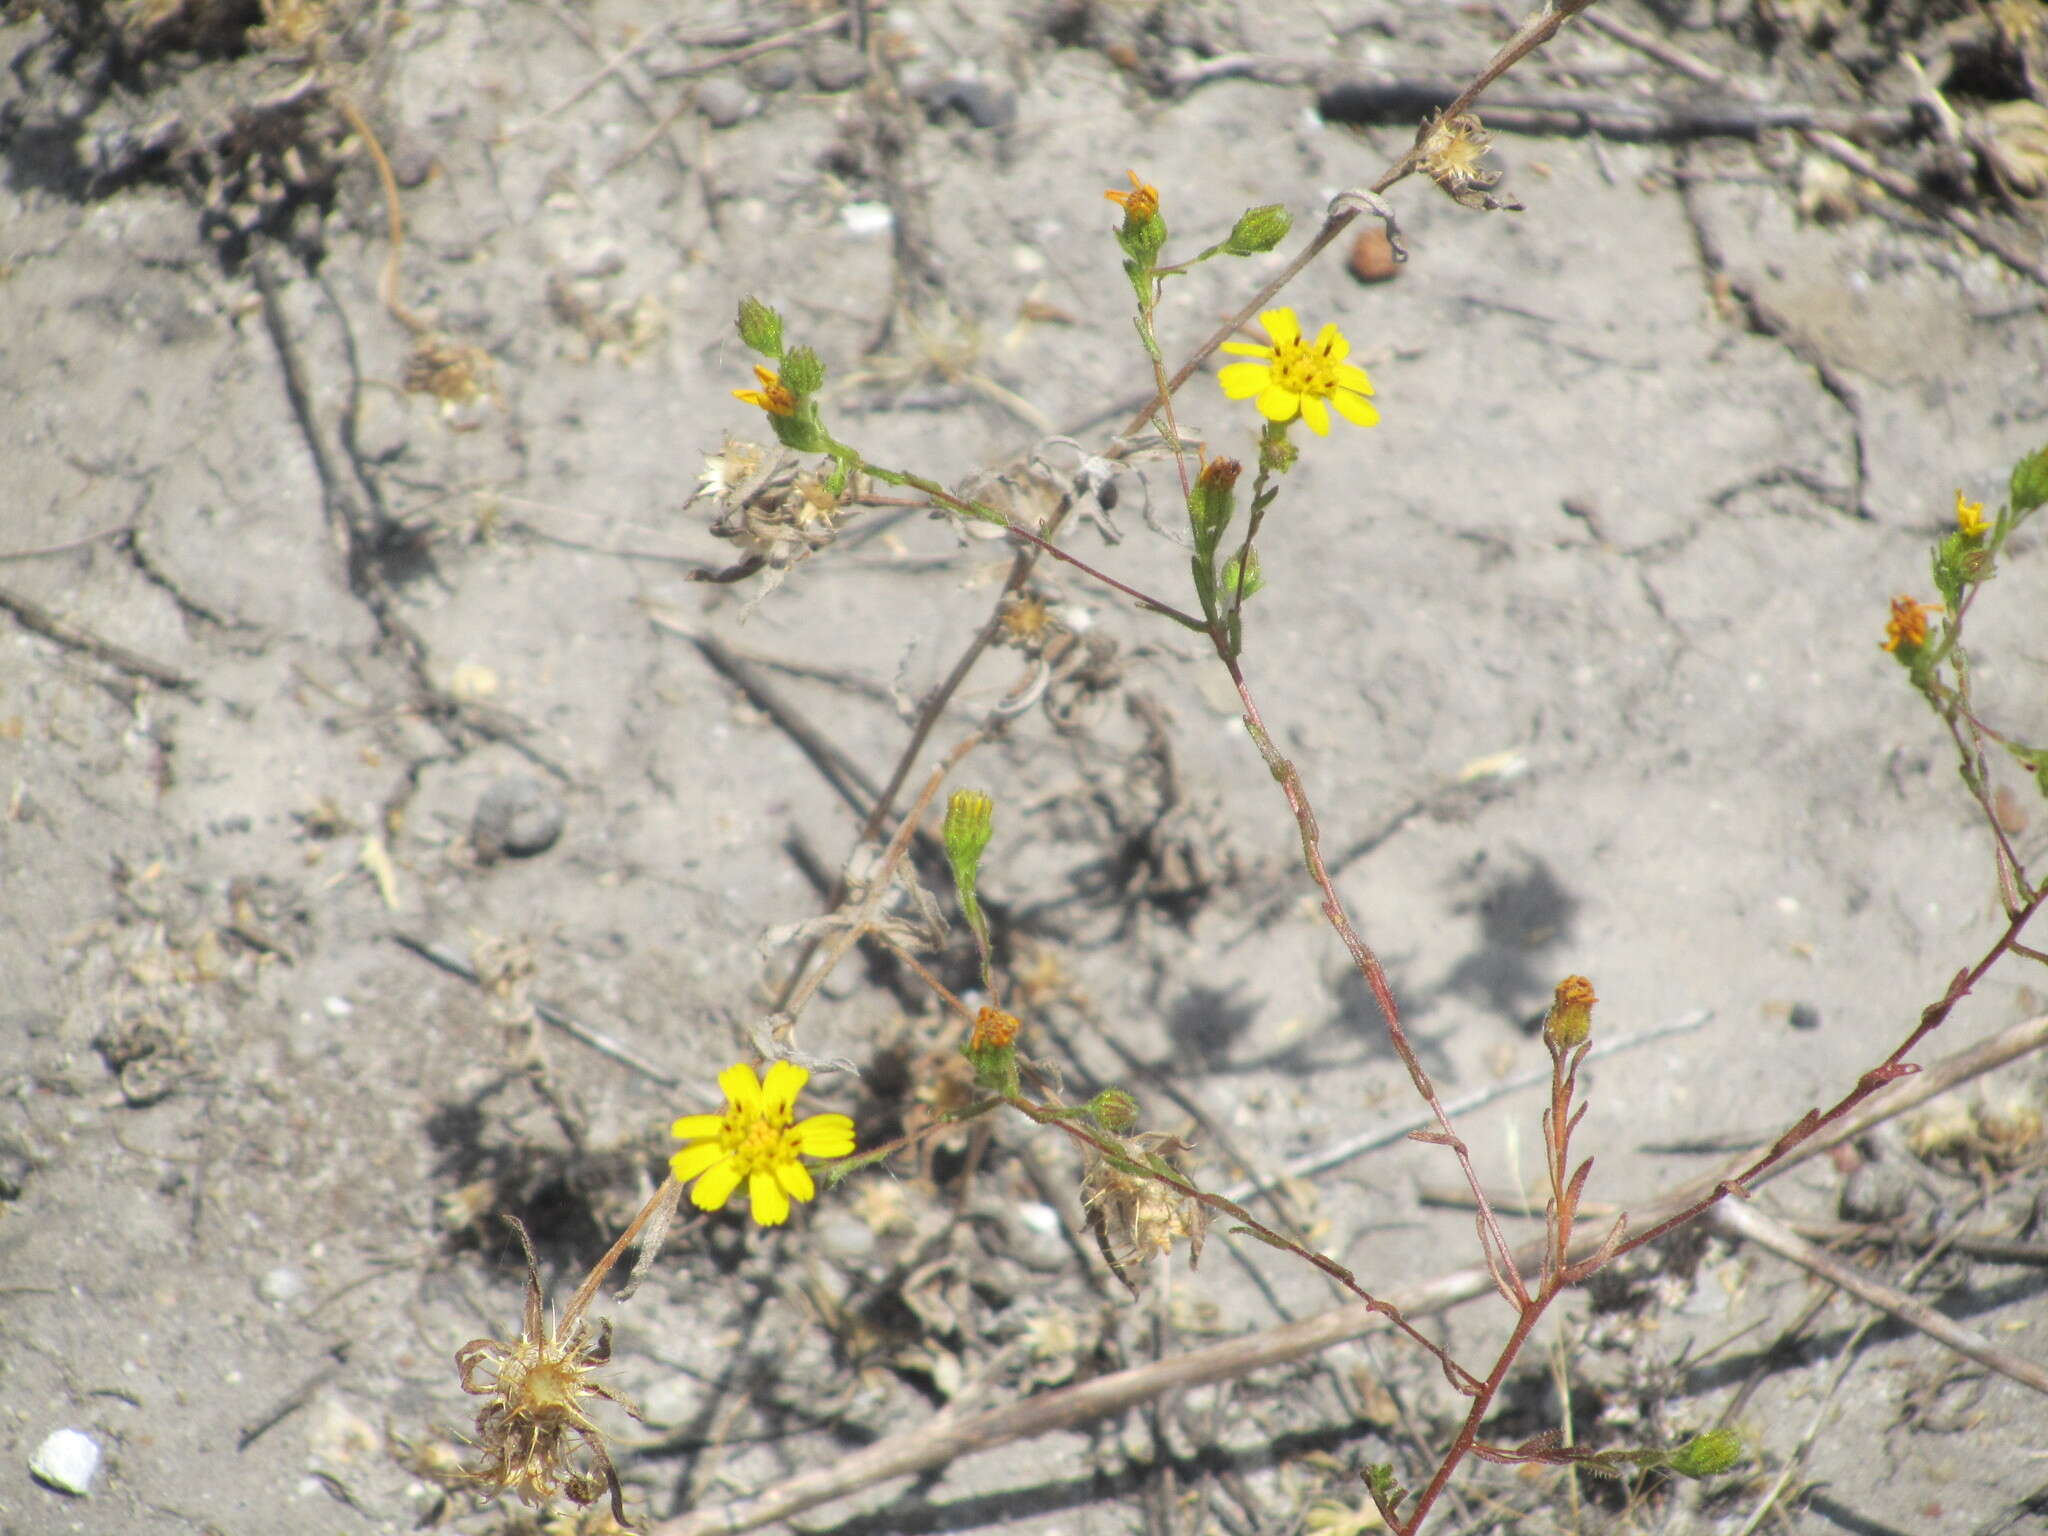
[[1619, 879, 2048, 1260], [1225, 654, 1528, 1308]]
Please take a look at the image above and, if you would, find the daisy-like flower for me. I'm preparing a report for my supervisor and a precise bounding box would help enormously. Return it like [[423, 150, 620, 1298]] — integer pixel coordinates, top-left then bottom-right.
[[671, 1062, 855, 1226], [1103, 169, 1159, 229], [732, 365, 797, 418], [1955, 490, 1989, 539], [1217, 308, 1378, 436]]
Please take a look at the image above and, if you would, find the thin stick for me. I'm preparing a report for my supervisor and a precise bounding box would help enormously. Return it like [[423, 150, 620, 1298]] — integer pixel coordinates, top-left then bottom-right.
[[0, 525, 133, 562], [0, 583, 194, 691], [1708, 1198, 2048, 1396], [389, 932, 680, 1087]]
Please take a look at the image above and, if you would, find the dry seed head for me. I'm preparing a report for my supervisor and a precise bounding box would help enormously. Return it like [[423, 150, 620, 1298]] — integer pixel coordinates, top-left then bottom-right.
[[1419, 113, 1518, 209], [455, 1220, 640, 1527], [1421, 113, 1498, 191], [1082, 1131, 1208, 1277], [998, 592, 1061, 651], [404, 333, 494, 413]]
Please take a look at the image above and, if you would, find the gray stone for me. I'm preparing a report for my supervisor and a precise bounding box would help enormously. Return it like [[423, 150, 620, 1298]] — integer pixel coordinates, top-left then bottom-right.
[[807, 40, 869, 93], [473, 776, 566, 860], [696, 78, 756, 130], [743, 53, 800, 93]]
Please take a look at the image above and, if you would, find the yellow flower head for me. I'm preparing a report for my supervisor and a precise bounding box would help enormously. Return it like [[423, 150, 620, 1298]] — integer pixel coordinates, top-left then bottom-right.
[[1955, 490, 1988, 539], [732, 365, 797, 418], [1881, 595, 1939, 654], [1104, 169, 1159, 229], [1217, 309, 1378, 436], [671, 1061, 855, 1225]]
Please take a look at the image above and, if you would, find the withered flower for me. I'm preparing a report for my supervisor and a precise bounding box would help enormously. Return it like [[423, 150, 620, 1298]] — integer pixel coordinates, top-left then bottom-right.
[[456, 1217, 641, 1528], [1418, 112, 1518, 211], [1081, 1129, 1208, 1291]]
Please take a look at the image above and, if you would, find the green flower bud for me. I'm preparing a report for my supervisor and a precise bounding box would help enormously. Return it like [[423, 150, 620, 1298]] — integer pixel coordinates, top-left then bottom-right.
[[1117, 213, 1168, 267], [1224, 203, 1291, 256], [1089, 1088, 1139, 1132], [2010, 443, 2048, 514], [780, 345, 826, 396], [1668, 1428, 1743, 1479], [1187, 457, 1239, 553], [736, 296, 784, 357], [1220, 547, 1264, 603], [767, 400, 831, 454], [1542, 976, 1596, 1052], [944, 790, 995, 898]]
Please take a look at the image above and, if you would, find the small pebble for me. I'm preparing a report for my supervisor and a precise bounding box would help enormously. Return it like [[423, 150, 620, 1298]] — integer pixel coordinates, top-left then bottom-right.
[[840, 201, 894, 236], [695, 78, 755, 130], [1838, 1160, 1912, 1224], [1788, 1001, 1821, 1031], [1348, 226, 1399, 283], [472, 776, 566, 860], [807, 39, 869, 92], [257, 1265, 308, 1305], [30, 1428, 101, 1496], [946, 79, 1017, 130], [743, 53, 800, 92]]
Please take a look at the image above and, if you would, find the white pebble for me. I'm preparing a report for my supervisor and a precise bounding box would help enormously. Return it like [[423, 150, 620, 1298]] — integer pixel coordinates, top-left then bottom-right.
[[30, 1428, 101, 1495]]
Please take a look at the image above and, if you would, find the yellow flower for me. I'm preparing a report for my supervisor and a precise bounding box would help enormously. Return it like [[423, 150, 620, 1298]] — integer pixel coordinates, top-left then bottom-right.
[[732, 365, 797, 417], [671, 1061, 855, 1225], [1881, 595, 1939, 653], [1103, 169, 1159, 228], [1955, 490, 1988, 539], [1217, 308, 1378, 436]]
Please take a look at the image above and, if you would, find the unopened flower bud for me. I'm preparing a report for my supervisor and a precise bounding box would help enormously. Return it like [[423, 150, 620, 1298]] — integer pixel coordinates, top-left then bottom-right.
[[1089, 1088, 1139, 1132], [736, 296, 784, 357], [780, 345, 826, 396], [2011, 443, 2048, 514], [1543, 975, 1596, 1052], [1224, 203, 1291, 256], [1668, 1428, 1743, 1479]]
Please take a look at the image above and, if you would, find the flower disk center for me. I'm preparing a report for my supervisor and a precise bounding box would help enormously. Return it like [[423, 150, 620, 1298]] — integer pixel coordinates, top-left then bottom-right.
[[727, 1105, 797, 1173], [1268, 337, 1342, 399]]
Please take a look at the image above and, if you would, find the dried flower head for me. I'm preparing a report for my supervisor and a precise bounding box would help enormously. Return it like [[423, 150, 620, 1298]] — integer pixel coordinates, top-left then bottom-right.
[[688, 445, 859, 600], [404, 332, 495, 415], [456, 1218, 640, 1528], [1419, 112, 1518, 211], [1081, 1129, 1208, 1290], [997, 591, 1061, 652]]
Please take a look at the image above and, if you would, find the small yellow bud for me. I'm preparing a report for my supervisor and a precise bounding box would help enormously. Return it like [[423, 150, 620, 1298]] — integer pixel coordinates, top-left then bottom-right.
[[1880, 595, 1938, 656], [1954, 490, 1988, 540], [1543, 975, 1596, 1051], [732, 365, 797, 417], [970, 1005, 1020, 1052], [1104, 169, 1159, 230]]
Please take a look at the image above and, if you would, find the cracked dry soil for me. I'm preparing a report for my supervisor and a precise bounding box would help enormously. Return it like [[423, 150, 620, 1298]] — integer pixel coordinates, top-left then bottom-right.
[[4, 1, 2048, 1534]]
